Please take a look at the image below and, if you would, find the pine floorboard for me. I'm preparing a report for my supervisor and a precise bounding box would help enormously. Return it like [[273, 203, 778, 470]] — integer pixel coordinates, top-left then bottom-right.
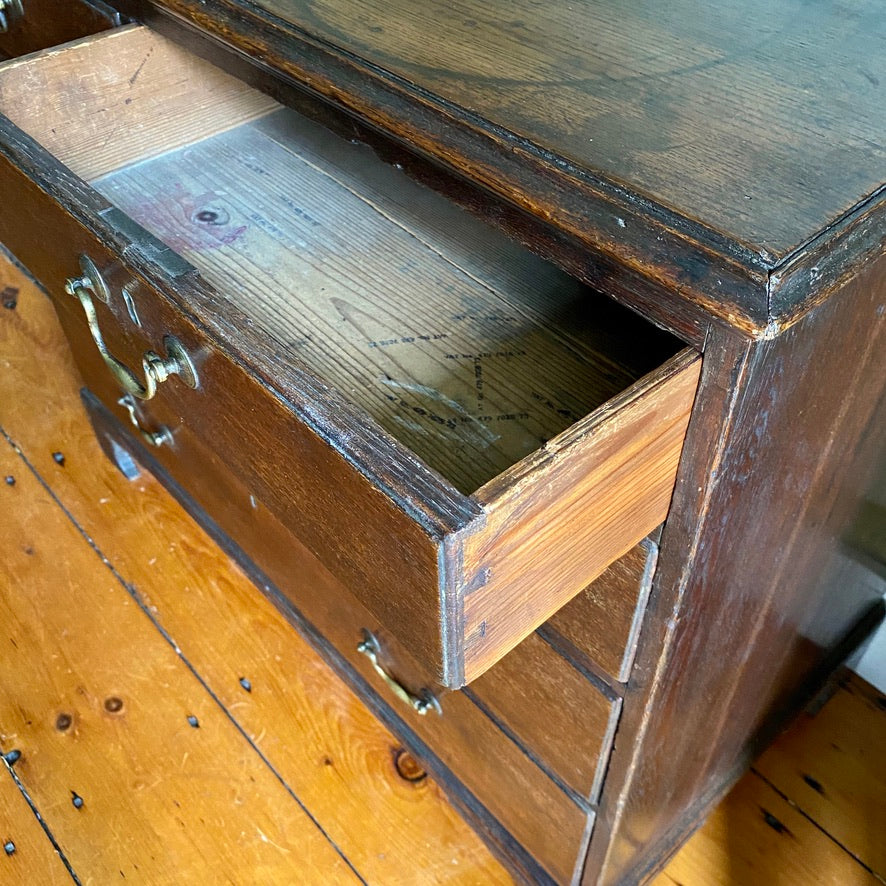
[[1, 251, 884, 884]]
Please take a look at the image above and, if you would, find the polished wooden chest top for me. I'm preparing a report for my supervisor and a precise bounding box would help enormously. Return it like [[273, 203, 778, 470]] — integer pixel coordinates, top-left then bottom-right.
[[118, 0, 885, 331]]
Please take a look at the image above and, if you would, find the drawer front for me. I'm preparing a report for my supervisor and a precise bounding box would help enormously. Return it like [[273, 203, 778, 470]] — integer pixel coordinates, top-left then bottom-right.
[[542, 540, 659, 684], [0, 0, 118, 59], [80, 386, 598, 886], [468, 633, 620, 803], [59, 254, 620, 799], [0, 126, 453, 681], [0, 25, 700, 688]]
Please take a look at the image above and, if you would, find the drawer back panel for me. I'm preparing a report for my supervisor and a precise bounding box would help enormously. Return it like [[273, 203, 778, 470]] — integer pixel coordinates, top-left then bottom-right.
[[0, 0, 118, 61]]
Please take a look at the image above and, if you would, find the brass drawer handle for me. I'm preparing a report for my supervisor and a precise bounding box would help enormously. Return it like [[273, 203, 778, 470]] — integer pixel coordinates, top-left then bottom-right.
[[64, 256, 197, 401], [0, 0, 24, 34], [118, 394, 173, 448], [357, 630, 442, 716]]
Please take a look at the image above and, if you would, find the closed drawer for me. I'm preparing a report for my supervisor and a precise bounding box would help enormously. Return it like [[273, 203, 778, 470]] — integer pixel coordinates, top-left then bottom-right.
[[82, 388, 600, 886], [0, 25, 700, 688], [542, 539, 659, 683], [0, 0, 118, 59]]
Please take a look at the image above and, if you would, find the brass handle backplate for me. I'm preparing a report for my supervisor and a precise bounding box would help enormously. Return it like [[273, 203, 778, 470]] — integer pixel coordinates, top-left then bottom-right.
[[357, 630, 442, 716], [0, 0, 24, 34], [65, 255, 198, 401]]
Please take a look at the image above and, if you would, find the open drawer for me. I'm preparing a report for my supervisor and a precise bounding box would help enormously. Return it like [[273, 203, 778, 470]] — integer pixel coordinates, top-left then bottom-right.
[[0, 26, 700, 687]]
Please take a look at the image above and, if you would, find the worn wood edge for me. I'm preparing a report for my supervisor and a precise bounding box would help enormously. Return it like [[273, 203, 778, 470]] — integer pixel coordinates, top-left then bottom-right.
[[766, 194, 886, 336], [582, 332, 755, 884], [0, 22, 139, 74], [0, 113, 480, 538], [616, 538, 660, 684], [587, 699, 624, 808], [537, 537, 662, 692], [567, 814, 599, 886], [89, 6, 712, 349], [471, 349, 701, 506], [459, 685, 598, 814], [113, 0, 784, 334], [454, 353, 701, 684], [533, 629, 625, 701], [78, 389, 561, 886], [441, 534, 466, 687]]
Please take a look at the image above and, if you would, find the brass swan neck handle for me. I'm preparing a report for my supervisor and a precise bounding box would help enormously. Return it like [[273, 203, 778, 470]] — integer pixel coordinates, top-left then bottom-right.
[[64, 258, 197, 401]]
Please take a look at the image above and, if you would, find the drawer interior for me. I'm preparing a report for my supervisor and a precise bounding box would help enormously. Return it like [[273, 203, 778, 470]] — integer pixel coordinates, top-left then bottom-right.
[[0, 26, 685, 495]]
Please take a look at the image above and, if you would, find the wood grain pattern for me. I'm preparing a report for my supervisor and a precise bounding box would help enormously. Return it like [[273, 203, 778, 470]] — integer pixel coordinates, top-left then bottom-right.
[[0, 113, 460, 684], [278, 554, 594, 886], [112, 0, 885, 331], [587, 253, 886, 885], [83, 381, 591, 885], [468, 632, 620, 803], [0, 770, 72, 885], [0, 251, 585, 884], [0, 25, 278, 180], [0, 35, 698, 685], [0, 0, 118, 61], [460, 352, 700, 681], [77, 367, 602, 883], [256, 0, 884, 260], [1, 244, 884, 885], [653, 773, 880, 886], [542, 540, 657, 684], [0, 445, 359, 884], [753, 673, 886, 879], [95, 109, 673, 494], [0, 252, 514, 885]]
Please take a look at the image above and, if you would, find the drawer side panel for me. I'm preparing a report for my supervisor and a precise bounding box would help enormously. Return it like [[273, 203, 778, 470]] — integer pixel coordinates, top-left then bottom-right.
[[459, 352, 700, 684]]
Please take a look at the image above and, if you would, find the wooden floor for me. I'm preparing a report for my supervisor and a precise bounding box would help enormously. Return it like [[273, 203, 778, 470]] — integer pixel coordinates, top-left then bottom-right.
[[0, 251, 884, 884]]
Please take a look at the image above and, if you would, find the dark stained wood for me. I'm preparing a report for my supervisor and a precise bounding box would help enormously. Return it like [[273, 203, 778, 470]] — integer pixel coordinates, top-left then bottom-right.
[[0, 252, 516, 886], [2, 8, 883, 885], [0, 0, 119, 60], [584, 252, 886, 885], [97, 112, 676, 495], [468, 632, 621, 803], [0, 108, 460, 682], [256, 0, 884, 261], [113, 0, 885, 331], [542, 540, 658, 684]]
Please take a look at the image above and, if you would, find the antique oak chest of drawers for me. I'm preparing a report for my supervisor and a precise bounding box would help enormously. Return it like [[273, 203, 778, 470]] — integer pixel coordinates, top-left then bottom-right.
[[0, 1, 883, 883]]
